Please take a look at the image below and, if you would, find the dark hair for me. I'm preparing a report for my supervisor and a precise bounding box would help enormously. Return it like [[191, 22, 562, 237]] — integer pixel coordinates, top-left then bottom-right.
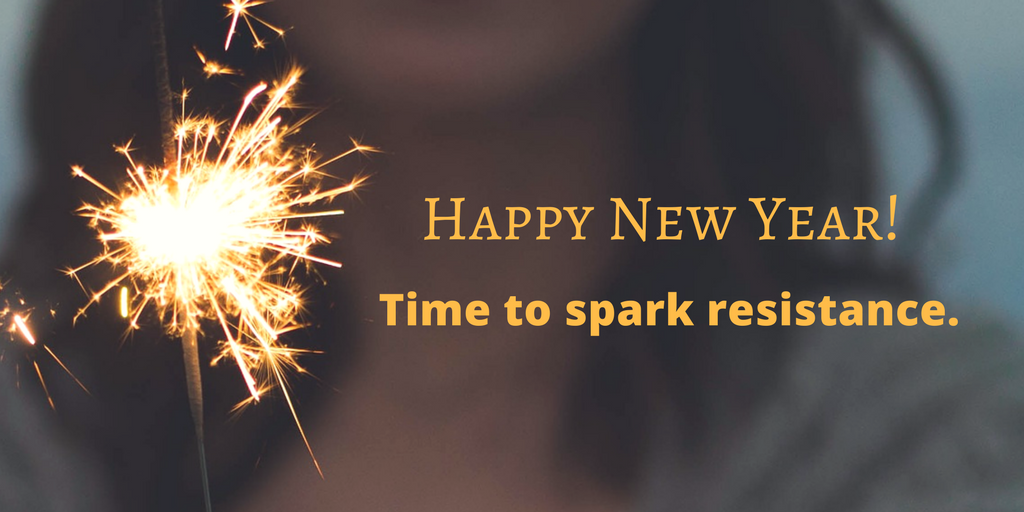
[[14, 0, 955, 510]]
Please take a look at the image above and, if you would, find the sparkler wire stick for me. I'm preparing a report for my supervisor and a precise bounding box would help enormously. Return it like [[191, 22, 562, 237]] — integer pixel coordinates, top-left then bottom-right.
[[152, 0, 214, 510], [181, 320, 212, 512], [153, 0, 176, 166]]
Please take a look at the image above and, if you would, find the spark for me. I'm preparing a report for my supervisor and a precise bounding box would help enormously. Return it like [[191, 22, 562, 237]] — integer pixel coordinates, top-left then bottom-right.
[[0, 283, 90, 409], [13, 315, 35, 345], [33, 362, 54, 410], [119, 287, 129, 318], [71, 67, 373, 473], [195, 47, 240, 78], [224, 0, 286, 51]]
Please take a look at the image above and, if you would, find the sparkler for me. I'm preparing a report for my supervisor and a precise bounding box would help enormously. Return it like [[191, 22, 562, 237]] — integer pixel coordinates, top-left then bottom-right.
[[69, 84, 370, 411], [70, 71, 369, 489], [68, 0, 372, 509]]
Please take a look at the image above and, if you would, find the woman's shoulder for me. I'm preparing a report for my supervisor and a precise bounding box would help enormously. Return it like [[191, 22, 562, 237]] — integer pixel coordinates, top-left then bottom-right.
[[715, 317, 1024, 511], [0, 365, 112, 511]]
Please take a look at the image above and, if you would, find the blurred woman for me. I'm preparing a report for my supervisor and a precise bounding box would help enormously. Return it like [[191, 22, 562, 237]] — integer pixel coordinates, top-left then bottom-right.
[[7, 0, 1024, 510]]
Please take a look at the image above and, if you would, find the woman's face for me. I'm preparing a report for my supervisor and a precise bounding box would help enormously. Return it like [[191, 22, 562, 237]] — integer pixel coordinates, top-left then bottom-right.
[[273, 0, 654, 111]]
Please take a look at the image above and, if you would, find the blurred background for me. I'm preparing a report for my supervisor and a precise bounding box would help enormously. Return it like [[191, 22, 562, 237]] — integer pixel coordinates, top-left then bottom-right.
[[0, 0, 1020, 327]]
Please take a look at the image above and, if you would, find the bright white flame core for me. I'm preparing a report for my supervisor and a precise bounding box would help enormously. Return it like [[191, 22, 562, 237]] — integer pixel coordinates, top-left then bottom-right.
[[122, 194, 233, 267]]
